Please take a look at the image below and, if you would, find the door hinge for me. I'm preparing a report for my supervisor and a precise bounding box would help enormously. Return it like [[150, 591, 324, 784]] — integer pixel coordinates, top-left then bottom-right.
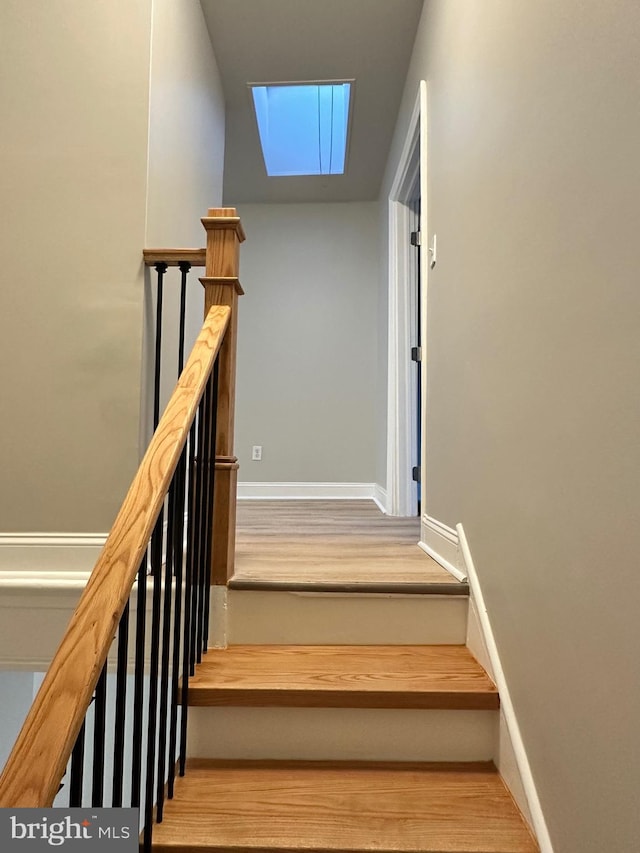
[[411, 346, 422, 363], [412, 466, 421, 483], [410, 230, 421, 247]]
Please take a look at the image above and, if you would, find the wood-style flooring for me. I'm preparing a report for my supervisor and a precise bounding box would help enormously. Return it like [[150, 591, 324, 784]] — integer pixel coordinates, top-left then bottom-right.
[[152, 759, 539, 853], [232, 500, 463, 591], [186, 644, 499, 710]]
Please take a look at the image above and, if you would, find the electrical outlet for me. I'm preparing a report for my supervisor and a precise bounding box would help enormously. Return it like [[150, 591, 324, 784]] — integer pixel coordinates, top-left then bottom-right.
[[251, 445, 262, 461]]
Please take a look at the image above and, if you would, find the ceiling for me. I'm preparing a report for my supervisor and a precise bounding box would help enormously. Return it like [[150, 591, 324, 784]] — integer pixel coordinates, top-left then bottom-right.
[[200, 0, 424, 204]]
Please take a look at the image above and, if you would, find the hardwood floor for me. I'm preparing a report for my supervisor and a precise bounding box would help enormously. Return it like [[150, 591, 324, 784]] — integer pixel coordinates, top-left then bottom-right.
[[232, 500, 462, 590], [186, 644, 499, 710], [152, 760, 538, 853]]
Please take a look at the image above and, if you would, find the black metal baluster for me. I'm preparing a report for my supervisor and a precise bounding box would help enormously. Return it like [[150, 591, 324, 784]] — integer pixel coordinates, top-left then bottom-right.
[[143, 507, 166, 852], [177, 261, 191, 374], [153, 261, 168, 430], [131, 553, 148, 810], [190, 407, 205, 673], [195, 379, 211, 660], [196, 393, 207, 652], [69, 721, 86, 807], [202, 361, 220, 652], [112, 600, 130, 808], [156, 482, 177, 822], [17, 260, 231, 841], [91, 665, 108, 807], [167, 443, 188, 798], [179, 423, 198, 775]]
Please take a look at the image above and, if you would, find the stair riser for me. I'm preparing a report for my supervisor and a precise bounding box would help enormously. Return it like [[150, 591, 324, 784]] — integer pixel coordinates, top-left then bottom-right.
[[187, 706, 498, 762], [222, 590, 468, 645]]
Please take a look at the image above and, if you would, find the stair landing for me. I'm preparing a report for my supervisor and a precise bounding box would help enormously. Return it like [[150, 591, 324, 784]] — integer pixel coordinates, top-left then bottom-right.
[[152, 759, 538, 853], [232, 500, 465, 592]]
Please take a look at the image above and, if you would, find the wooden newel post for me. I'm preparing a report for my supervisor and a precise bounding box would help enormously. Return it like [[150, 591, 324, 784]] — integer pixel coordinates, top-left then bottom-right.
[[200, 207, 245, 585]]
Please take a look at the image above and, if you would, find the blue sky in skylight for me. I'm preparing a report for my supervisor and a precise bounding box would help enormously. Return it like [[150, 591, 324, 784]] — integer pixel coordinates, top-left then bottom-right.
[[251, 83, 351, 177]]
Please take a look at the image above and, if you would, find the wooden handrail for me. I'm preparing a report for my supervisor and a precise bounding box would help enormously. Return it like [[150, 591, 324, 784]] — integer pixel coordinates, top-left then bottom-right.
[[0, 305, 231, 808], [143, 248, 206, 267]]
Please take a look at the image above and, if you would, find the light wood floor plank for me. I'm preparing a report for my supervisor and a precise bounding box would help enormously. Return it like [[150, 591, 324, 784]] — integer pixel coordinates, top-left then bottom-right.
[[152, 760, 538, 853], [187, 645, 499, 710], [233, 501, 460, 588]]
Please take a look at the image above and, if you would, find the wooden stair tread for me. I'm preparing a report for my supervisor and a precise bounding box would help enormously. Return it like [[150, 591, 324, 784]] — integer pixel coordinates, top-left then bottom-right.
[[186, 645, 499, 710], [152, 759, 538, 853]]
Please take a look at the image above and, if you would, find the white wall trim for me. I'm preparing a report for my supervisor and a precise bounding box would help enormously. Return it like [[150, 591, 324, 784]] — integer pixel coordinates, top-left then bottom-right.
[[237, 482, 376, 500], [419, 514, 466, 582], [0, 572, 90, 670], [0, 533, 107, 547], [0, 575, 157, 671], [386, 80, 428, 518], [418, 541, 465, 583], [457, 523, 553, 853], [0, 533, 107, 573], [0, 570, 92, 590], [418, 539, 467, 583], [372, 484, 389, 514], [387, 82, 421, 517]]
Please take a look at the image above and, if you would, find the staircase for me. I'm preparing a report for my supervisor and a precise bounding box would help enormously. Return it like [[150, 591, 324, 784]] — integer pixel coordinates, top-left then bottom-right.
[[0, 214, 539, 852], [151, 590, 539, 853]]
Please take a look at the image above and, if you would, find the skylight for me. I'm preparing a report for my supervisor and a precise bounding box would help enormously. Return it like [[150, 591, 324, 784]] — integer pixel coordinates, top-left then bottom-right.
[[250, 81, 352, 177]]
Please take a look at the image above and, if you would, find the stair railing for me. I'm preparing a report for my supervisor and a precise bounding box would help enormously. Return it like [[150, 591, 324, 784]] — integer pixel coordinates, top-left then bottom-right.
[[144, 252, 206, 432], [144, 208, 245, 585], [0, 208, 245, 853]]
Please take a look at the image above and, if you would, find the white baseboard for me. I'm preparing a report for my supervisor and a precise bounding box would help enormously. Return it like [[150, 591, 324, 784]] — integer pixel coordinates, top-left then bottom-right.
[[457, 523, 553, 853], [237, 482, 376, 500], [372, 484, 389, 514], [419, 515, 467, 582]]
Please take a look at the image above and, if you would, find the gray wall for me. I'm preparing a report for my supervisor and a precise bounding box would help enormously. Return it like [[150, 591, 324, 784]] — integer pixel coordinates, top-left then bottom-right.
[[235, 203, 379, 483], [0, 0, 151, 532], [0, 672, 36, 771], [0, 0, 225, 533], [382, 2, 640, 851], [142, 0, 226, 443]]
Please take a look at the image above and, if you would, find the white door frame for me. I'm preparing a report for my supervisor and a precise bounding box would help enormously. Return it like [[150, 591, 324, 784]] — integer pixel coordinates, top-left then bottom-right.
[[386, 81, 428, 517]]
